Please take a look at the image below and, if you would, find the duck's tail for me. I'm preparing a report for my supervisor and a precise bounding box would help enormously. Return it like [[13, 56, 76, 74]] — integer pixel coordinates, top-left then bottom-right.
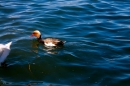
[[63, 41, 66, 43]]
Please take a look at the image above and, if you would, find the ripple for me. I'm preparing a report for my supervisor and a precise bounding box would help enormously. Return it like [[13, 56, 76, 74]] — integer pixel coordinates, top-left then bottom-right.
[[0, 0, 130, 85]]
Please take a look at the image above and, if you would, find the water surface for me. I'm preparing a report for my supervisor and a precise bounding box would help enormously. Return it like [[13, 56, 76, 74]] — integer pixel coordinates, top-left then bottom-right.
[[0, 0, 130, 86]]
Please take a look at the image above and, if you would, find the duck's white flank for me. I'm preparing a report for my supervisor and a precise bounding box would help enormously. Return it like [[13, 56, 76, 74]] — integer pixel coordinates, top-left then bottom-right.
[[0, 41, 12, 66], [44, 42, 56, 46]]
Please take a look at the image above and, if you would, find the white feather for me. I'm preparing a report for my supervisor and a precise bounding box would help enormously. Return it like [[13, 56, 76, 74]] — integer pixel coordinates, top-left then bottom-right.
[[0, 41, 12, 66], [44, 42, 55, 46]]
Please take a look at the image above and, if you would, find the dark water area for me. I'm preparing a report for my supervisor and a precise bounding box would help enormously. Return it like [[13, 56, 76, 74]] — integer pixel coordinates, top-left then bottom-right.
[[0, 0, 130, 86]]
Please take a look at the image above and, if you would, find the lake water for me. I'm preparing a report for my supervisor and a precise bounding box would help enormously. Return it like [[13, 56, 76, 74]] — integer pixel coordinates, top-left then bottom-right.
[[0, 0, 130, 86]]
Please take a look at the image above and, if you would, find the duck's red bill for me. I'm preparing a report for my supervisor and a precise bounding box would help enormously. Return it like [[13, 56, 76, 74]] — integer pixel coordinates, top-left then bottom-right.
[[30, 34, 34, 38]]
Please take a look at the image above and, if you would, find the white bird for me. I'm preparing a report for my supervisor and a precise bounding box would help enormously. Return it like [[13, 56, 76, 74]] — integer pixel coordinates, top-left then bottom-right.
[[0, 41, 12, 66]]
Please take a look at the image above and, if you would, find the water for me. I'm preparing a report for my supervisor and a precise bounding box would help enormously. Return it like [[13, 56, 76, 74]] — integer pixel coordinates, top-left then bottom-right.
[[0, 0, 130, 86]]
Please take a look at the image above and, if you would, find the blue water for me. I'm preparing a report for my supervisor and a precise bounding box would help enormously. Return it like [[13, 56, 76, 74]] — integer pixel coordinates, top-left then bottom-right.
[[0, 0, 130, 86]]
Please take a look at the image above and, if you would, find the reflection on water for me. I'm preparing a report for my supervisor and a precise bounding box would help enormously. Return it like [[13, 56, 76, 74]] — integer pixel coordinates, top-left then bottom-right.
[[43, 47, 59, 54], [31, 40, 39, 53], [31, 40, 62, 54]]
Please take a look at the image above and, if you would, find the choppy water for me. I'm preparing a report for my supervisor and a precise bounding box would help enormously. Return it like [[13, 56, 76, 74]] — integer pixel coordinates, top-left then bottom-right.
[[0, 0, 130, 86]]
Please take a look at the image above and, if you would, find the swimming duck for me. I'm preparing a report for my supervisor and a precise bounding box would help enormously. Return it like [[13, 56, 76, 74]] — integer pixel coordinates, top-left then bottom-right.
[[31, 30, 65, 46], [0, 41, 12, 66]]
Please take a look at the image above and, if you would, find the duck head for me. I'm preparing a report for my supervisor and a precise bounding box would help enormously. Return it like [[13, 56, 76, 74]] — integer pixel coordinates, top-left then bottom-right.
[[31, 30, 41, 38]]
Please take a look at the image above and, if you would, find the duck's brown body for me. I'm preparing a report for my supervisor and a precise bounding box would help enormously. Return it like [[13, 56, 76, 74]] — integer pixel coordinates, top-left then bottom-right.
[[38, 36, 65, 46], [32, 30, 65, 46]]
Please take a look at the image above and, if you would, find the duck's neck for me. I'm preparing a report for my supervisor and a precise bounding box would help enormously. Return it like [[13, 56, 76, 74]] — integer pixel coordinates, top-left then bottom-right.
[[37, 35, 42, 40], [37, 35, 43, 43]]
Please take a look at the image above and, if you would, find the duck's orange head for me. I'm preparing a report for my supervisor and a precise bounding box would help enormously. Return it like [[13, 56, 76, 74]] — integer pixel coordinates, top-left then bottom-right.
[[31, 30, 41, 38]]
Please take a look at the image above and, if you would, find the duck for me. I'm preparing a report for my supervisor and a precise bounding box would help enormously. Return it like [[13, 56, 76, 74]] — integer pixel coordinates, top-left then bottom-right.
[[31, 30, 65, 47], [0, 41, 12, 66]]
